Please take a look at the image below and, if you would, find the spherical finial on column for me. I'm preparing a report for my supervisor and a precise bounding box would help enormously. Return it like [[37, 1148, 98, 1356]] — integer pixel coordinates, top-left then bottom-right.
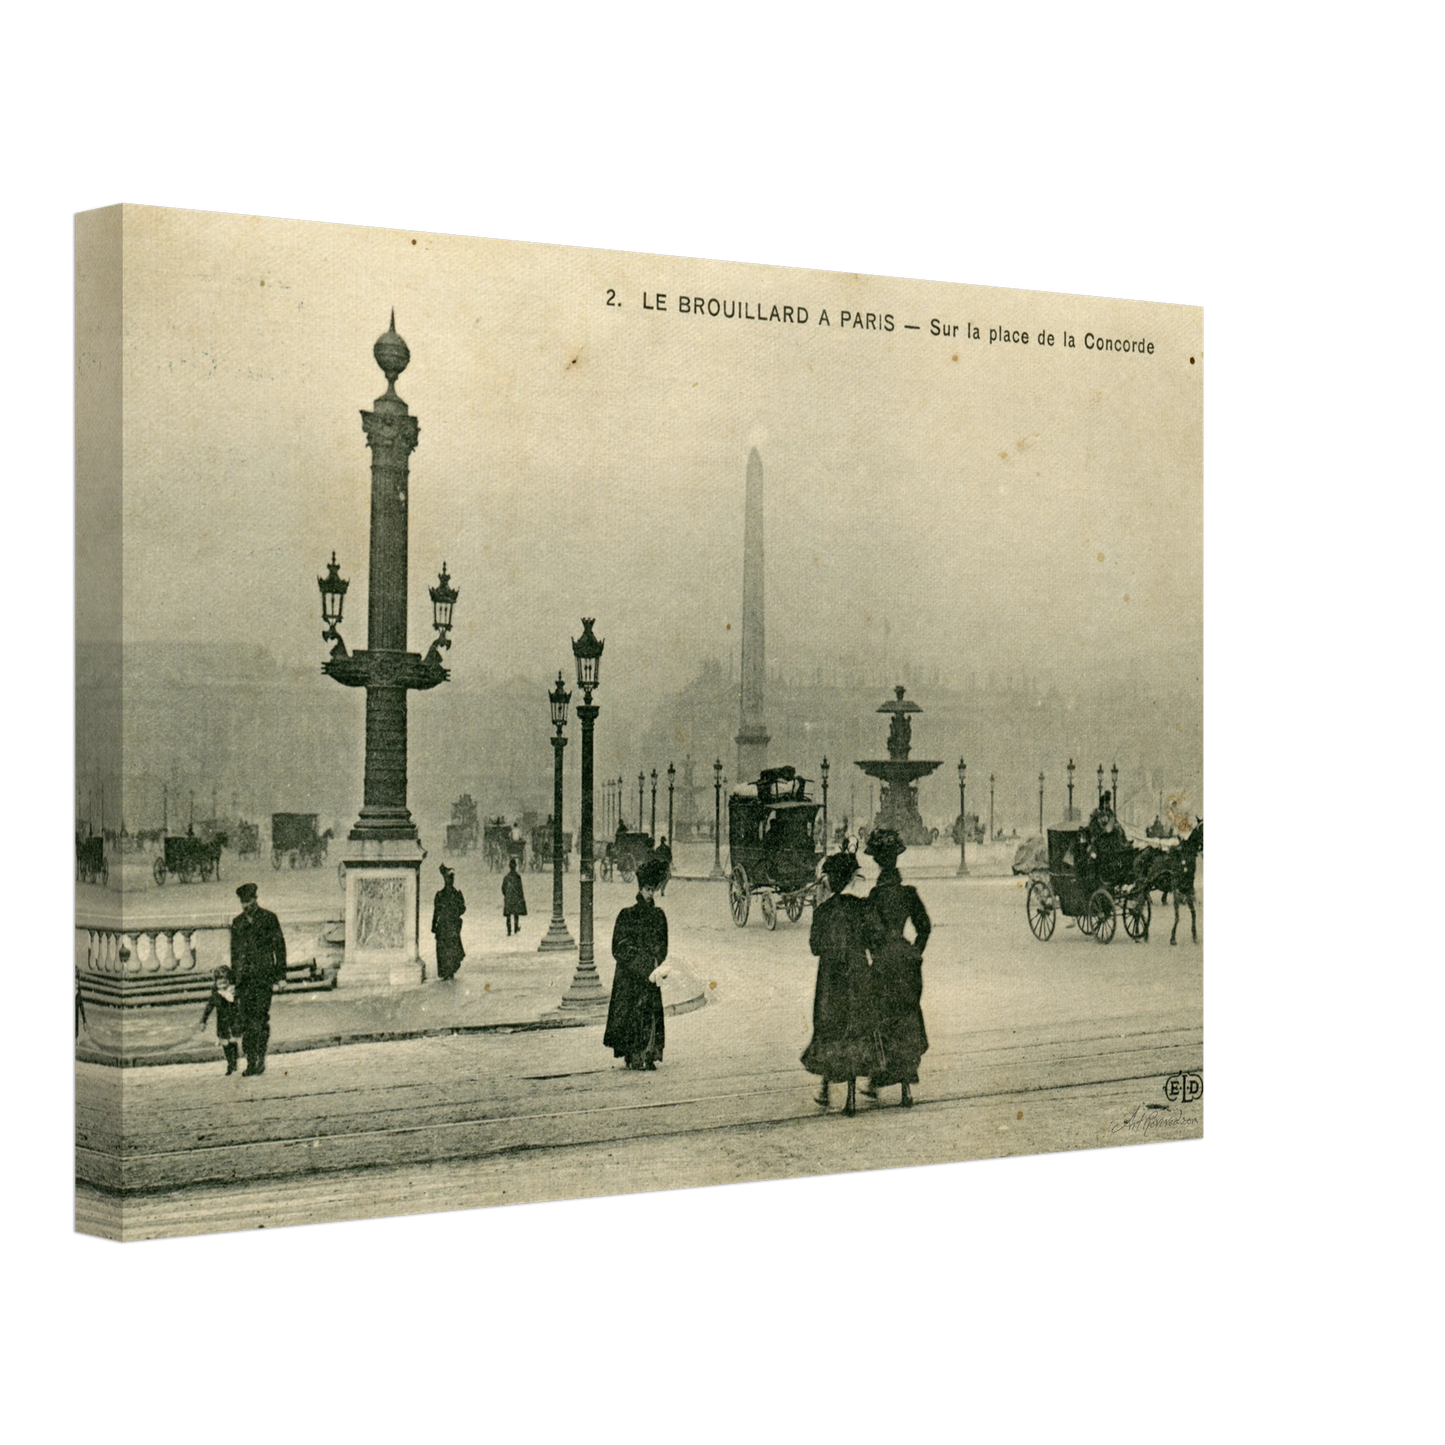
[[373, 309, 410, 386]]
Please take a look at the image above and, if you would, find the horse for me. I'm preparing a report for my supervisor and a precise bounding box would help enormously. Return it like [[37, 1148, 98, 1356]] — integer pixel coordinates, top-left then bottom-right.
[[1133, 821, 1203, 944]]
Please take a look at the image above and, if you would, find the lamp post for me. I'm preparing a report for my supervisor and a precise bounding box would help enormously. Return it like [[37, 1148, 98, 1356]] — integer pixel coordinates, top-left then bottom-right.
[[650, 768, 658, 841], [1097, 763, 1104, 806], [538, 672, 576, 952], [1039, 772, 1045, 836], [989, 772, 995, 841], [710, 758, 725, 879], [956, 759, 969, 876], [1067, 758, 1076, 821], [557, 619, 608, 1015], [820, 756, 831, 851], [667, 763, 675, 845], [1111, 762, 1119, 815], [638, 772, 645, 836], [319, 316, 456, 988]]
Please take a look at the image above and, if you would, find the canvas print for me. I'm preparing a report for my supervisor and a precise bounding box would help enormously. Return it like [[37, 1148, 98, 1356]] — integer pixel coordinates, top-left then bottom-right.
[[75, 206, 1202, 1240]]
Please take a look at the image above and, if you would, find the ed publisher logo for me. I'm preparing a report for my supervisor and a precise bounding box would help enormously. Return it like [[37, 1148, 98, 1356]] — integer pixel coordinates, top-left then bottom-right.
[[1163, 1071, 1203, 1104]]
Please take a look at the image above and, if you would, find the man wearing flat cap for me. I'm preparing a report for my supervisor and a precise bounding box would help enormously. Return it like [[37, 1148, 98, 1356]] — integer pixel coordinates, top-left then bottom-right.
[[230, 883, 287, 1076]]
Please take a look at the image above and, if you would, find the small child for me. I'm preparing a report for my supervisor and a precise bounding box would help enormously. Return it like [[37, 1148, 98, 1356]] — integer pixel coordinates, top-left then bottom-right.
[[201, 966, 242, 1075]]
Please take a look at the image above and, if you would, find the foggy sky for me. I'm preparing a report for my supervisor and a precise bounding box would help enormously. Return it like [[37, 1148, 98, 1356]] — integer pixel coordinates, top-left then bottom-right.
[[105, 206, 1202, 706]]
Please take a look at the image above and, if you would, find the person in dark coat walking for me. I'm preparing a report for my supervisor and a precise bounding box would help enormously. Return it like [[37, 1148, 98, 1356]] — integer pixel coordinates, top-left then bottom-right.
[[653, 836, 673, 896], [802, 848, 884, 1116], [501, 857, 528, 936], [862, 829, 931, 1107], [603, 856, 671, 1069], [200, 965, 243, 1074], [432, 864, 466, 980], [230, 883, 287, 1076]]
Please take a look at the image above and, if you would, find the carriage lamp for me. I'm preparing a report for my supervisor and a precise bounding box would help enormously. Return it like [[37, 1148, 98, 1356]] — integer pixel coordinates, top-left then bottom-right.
[[571, 616, 604, 697], [1111, 762, 1119, 805], [548, 671, 571, 732], [318, 552, 350, 654]]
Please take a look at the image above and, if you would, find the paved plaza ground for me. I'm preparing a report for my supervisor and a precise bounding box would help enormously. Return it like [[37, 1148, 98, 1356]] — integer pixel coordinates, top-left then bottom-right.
[[76, 841, 1203, 1239]]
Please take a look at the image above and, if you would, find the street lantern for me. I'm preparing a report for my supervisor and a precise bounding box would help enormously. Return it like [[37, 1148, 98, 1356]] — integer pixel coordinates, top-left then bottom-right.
[[426, 564, 458, 662], [548, 671, 571, 729], [1067, 758, 1076, 820], [667, 762, 675, 844], [710, 758, 725, 879], [820, 756, 830, 850], [539, 671, 575, 953], [956, 758, 969, 876], [317, 552, 350, 653], [558, 619, 607, 1014]]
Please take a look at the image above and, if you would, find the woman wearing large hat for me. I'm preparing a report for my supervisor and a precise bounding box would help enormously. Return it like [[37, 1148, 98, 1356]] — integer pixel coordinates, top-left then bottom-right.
[[862, 828, 932, 1106], [603, 855, 672, 1069], [802, 847, 884, 1116]]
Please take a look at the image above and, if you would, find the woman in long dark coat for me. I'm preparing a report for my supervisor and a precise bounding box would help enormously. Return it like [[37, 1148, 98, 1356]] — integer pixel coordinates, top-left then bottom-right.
[[501, 857, 528, 936], [431, 865, 466, 980], [863, 828, 932, 1107], [802, 848, 883, 1116], [603, 856, 671, 1069]]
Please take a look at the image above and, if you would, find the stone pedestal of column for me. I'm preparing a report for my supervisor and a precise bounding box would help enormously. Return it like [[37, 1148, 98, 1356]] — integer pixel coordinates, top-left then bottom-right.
[[340, 838, 426, 990]]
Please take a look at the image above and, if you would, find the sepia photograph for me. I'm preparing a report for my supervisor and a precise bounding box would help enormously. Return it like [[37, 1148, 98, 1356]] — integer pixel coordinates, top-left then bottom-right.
[[77, 205, 1202, 1241]]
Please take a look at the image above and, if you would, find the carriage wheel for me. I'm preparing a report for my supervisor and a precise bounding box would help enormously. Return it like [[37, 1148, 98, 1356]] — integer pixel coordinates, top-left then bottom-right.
[[1088, 889, 1117, 944], [620, 862, 634, 883], [729, 866, 751, 927], [1123, 891, 1151, 941], [599, 857, 613, 882], [272, 848, 283, 870], [785, 893, 805, 924], [760, 891, 778, 930], [153, 857, 167, 886], [1026, 880, 1057, 941]]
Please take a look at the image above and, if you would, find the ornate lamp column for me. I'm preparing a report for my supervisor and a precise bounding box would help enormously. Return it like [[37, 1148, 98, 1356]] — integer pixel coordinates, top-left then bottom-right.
[[650, 768, 658, 840], [956, 759, 969, 876], [539, 673, 576, 952], [1111, 762, 1119, 814], [989, 772, 995, 841], [820, 757, 830, 851], [637, 772, 645, 836], [710, 758, 725, 879], [1067, 758, 1076, 821], [320, 316, 453, 989], [1097, 764, 1104, 807], [1039, 772, 1046, 835], [666, 763, 675, 844], [556, 620, 609, 1016]]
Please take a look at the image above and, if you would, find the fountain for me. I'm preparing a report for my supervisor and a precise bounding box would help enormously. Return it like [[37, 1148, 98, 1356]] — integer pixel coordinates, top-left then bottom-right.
[[855, 686, 943, 846]]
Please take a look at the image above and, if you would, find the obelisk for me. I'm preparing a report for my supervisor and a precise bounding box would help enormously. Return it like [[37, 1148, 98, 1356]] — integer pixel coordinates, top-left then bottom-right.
[[735, 447, 770, 783]]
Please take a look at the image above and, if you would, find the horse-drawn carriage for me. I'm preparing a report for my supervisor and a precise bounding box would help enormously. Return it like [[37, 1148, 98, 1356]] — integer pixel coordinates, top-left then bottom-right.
[[600, 826, 652, 882], [76, 834, 108, 886], [445, 795, 481, 855], [482, 818, 526, 872], [530, 821, 573, 872], [153, 831, 224, 885], [1024, 822, 1153, 944], [271, 813, 330, 870], [728, 766, 824, 929]]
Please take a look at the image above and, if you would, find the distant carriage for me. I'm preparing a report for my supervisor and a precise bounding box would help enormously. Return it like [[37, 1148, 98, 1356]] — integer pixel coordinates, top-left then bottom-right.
[[600, 827, 652, 883], [482, 818, 526, 873], [153, 832, 224, 885], [530, 822, 573, 872], [444, 794, 481, 855], [75, 834, 108, 886], [270, 813, 331, 871], [727, 766, 824, 930], [1023, 822, 1151, 944]]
